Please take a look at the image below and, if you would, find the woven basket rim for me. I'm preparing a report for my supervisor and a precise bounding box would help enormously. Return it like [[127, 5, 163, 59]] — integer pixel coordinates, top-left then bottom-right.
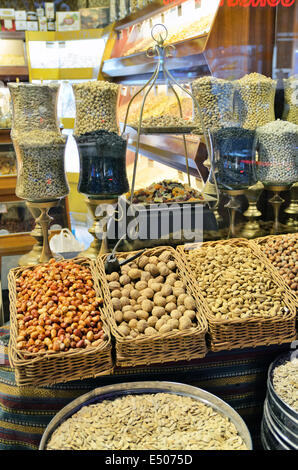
[[8, 257, 112, 367], [254, 233, 298, 245], [177, 238, 297, 326], [98, 246, 208, 345]]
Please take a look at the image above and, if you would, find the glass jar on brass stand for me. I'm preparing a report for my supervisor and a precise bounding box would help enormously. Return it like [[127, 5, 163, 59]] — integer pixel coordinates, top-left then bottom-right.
[[213, 127, 257, 238], [75, 135, 129, 259], [256, 120, 298, 235], [9, 82, 69, 265], [12, 140, 70, 266]]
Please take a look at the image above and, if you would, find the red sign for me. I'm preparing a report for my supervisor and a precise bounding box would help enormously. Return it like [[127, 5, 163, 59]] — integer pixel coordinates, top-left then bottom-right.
[[163, 0, 295, 5], [220, 0, 295, 5]]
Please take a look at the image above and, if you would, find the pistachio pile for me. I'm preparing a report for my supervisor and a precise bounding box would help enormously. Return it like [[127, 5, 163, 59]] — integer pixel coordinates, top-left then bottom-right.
[[257, 233, 298, 292], [73, 81, 119, 136], [185, 244, 289, 321], [256, 119, 298, 186], [191, 76, 235, 132], [235, 73, 276, 130], [283, 76, 298, 125], [106, 250, 198, 338]]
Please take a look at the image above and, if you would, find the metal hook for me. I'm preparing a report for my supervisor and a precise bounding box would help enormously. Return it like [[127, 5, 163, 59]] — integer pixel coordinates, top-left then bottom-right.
[[151, 23, 168, 45]]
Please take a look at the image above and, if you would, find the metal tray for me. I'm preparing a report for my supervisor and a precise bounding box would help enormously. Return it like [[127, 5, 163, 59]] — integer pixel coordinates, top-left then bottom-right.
[[39, 381, 252, 450]]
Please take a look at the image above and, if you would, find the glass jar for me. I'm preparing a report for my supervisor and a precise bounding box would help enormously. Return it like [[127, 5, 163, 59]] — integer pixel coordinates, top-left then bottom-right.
[[256, 119, 298, 187], [13, 139, 69, 202], [234, 73, 276, 130], [191, 77, 235, 133], [73, 81, 119, 136], [282, 76, 298, 125], [76, 132, 129, 199], [213, 127, 257, 191], [8, 83, 61, 139]]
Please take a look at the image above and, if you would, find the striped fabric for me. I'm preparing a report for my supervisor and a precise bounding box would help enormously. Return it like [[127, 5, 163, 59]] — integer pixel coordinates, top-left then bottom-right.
[[0, 323, 289, 450]]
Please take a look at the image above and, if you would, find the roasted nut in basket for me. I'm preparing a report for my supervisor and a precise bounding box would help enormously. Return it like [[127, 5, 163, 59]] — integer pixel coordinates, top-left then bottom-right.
[[256, 234, 298, 292], [15, 258, 107, 353]]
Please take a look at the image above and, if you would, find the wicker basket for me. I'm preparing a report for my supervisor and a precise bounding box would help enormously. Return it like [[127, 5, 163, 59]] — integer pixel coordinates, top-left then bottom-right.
[[177, 239, 297, 352], [8, 258, 114, 387], [97, 246, 208, 367]]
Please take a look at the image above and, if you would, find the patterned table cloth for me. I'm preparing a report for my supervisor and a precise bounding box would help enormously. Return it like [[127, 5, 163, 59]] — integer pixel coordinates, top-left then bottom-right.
[[0, 323, 290, 450]]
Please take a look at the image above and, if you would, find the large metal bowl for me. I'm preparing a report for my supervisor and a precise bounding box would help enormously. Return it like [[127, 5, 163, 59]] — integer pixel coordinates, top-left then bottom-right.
[[264, 352, 298, 450], [39, 381, 252, 450]]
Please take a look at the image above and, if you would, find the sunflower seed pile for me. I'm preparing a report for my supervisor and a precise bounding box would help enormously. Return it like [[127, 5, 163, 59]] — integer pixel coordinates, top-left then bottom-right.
[[73, 81, 119, 136], [272, 359, 298, 412], [256, 119, 298, 186], [46, 393, 247, 450]]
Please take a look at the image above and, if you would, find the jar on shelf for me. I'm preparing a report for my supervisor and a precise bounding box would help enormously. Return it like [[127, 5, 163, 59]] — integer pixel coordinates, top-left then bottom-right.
[[13, 136, 69, 202], [73, 81, 119, 136], [8, 82, 69, 203], [110, 0, 119, 22], [130, 0, 138, 14], [191, 76, 235, 133], [8, 83, 61, 140], [234, 73, 276, 130], [282, 76, 298, 125], [256, 119, 298, 187], [213, 127, 257, 191], [75, 131, 129, 199]]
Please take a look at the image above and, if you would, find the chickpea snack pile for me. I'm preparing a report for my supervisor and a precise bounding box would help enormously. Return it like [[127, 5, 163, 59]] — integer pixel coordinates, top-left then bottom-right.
[[15, 259, 107, 354], [106, 250, 199, 339], [73, 81, 119, 136]]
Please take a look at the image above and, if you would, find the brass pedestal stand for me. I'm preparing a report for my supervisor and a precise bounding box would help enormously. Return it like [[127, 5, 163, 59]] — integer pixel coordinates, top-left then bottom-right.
[[79, 198, 118, 260], [240, 182, 265, 239], [266, 185, 291, 235], [224, 189, 245, 238], [285, 182, 298, 232], [19, 200, 60, 266]]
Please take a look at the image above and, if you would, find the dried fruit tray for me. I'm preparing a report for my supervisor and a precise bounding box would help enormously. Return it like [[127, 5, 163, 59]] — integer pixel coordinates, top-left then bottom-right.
[[97, 246, 208, 368], [8, 257, 114, 387], [177, 239, 297, 352]]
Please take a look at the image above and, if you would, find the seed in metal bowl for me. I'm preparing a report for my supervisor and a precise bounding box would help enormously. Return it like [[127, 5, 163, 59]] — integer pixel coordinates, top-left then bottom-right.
[[46, 393, 248, 450]]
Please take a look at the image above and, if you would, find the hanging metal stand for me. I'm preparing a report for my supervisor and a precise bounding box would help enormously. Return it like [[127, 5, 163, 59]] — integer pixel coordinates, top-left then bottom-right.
[[121, 24, 219, 209]]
